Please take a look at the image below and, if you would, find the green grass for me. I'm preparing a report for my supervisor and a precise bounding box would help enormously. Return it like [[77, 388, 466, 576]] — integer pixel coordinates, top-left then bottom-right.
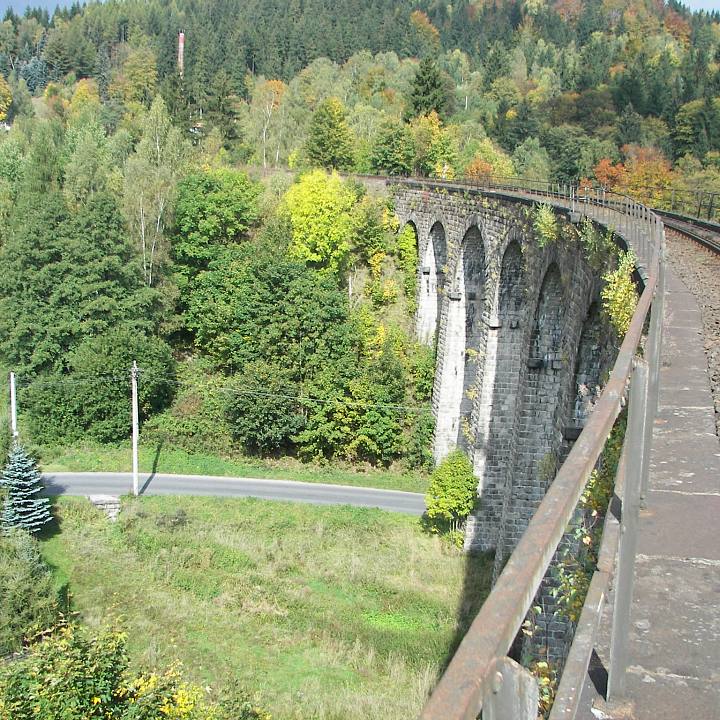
[[39, 442, 429, 493], [41, 496, 492, 720]]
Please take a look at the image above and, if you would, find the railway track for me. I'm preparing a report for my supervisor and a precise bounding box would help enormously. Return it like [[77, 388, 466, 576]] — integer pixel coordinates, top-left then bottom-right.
[[655, 209, 720, 254]]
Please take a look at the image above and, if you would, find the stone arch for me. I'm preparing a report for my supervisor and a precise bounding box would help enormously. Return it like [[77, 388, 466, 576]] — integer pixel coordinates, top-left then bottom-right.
[[417, 220, 448, 345], [559, 301, 614, 461], [429, 220, 448, 282], [433, 224, 486, 461], [458, 225, 486, 446], [523, 300, 611, 669], [529, 264, 564, 366], [570, 302, 604, 430], [465, 240, 526, 550]]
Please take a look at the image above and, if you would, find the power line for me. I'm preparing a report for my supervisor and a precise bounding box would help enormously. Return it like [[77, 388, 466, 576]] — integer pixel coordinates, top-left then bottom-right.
[[13, 369, 434, 415]]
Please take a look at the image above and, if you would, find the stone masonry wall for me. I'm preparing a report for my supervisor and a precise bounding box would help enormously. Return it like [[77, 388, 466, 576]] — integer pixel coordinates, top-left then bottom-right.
[[393, 181, 619, 669], [394, 187, 605, 537]]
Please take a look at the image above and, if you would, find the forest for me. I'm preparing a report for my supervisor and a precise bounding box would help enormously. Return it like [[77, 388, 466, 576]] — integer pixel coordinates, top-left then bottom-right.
[[0, 0, 718, 470]]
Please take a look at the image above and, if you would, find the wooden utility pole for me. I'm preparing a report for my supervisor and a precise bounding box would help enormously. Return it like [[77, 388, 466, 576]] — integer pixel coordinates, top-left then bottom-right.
[[131, 361, 139, 496]]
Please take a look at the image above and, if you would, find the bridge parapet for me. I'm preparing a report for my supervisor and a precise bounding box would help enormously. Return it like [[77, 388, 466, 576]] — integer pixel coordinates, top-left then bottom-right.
[[384, 176, 664, 720]]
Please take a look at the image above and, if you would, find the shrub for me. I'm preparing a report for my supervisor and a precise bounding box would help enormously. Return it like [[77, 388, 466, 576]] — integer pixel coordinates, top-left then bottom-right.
[[533, 203, 558, 248], [403, 410, 435, 471], [0, 622, 272, 720], [142, 359, 234, 455], [0, 528, 59, 655], [601, 250, 638, 336], [579, 217, 614, 270], [224, 361, 305, 455], [425, 450, 477, 532]]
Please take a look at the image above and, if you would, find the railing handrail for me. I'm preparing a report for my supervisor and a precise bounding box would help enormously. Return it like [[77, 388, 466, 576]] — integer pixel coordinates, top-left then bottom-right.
[[382, 175, 663, 720]]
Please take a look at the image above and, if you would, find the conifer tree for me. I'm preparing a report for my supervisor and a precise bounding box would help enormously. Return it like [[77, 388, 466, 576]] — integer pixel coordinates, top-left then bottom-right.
[[1, 444, 52, 534], [407, 57, 453, 120]]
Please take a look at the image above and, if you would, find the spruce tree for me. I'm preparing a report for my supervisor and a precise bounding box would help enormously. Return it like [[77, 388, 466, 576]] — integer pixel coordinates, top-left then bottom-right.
[[407, 57, 453, 120], [1, 443, 52, 534]]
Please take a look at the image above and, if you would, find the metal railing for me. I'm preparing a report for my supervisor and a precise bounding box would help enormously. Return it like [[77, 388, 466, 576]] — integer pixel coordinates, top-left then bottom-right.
[[350, 170, 718, 224], [381, 174, 664, 720]]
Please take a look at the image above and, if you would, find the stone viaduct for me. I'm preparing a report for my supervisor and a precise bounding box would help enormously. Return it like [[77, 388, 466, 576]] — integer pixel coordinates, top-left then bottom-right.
[[392, 181, 618, 565]]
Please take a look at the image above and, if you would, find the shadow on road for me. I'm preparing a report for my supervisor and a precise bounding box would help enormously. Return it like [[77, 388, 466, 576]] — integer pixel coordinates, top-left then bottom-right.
[[139, 440, 164, 495], [42, 477, 69, 497]]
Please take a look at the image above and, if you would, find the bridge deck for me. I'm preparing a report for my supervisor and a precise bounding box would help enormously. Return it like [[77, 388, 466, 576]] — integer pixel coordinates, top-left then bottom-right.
[[591, 266, 720, 719]]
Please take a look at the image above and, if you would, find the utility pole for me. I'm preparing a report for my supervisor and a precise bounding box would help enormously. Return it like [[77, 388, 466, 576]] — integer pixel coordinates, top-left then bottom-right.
[[131, 361, 139, 496], [9, 371, 18, 439]]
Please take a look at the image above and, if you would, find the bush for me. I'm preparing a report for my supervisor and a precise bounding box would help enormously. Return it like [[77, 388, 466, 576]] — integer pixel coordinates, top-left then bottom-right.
[[142, 358, 234, 455], [403, 410, 435, 471], [0, 622, 271, 720], [425, 450, 477, 531], [224, 360, 305, 455], [25, 328, 176, 445], [533, 203, 558, 248], [296, 340, 407, 465], [601, 250, 638, 337], [0, 528, 59, 655]]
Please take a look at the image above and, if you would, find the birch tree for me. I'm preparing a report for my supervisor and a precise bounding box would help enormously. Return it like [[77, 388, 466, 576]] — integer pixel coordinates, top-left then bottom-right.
[[249, 78, 287, 168], [123, 96, 186, 286]]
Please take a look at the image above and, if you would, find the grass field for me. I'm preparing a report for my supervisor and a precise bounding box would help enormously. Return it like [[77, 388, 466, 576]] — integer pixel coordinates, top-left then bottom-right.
[[41, 496, 492, 720], [39, 443, 429, 494]]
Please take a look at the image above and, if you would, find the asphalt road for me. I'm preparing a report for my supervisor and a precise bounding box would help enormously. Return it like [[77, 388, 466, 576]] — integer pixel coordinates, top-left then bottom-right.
[[44, 472, 427, 515]]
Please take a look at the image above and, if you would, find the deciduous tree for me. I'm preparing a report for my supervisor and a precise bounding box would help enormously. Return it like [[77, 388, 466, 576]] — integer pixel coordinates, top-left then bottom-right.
[[0, 75, 12, 122], [123, 96, 187, 286], [369, 119, 415, 176], [283, 169, 358, 274], [172, 168, 260, 278], [304, 97, 354, 170]]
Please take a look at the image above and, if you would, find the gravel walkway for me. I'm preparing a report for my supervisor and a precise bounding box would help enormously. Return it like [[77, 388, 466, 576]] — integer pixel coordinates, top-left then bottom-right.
[[665, 229, 720, 436]]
